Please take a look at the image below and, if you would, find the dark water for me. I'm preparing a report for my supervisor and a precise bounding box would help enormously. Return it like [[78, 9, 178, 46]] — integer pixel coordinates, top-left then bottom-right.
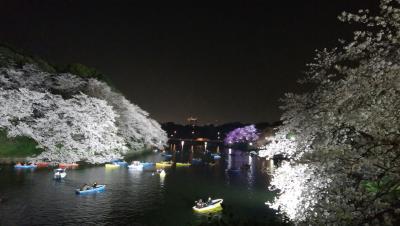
[[0, 149, 283, 226]]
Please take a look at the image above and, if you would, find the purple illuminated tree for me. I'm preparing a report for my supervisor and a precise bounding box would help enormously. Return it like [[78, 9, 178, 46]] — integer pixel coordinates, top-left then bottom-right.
[[224, 125, 259, 145]]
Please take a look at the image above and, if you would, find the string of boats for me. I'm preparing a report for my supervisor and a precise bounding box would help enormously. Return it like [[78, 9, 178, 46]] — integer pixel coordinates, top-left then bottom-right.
[[11, 152, 224, 213]]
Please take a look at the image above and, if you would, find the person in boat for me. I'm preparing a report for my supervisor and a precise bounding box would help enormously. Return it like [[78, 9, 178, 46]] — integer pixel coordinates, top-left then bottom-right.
[[81, 183, 90, 191], [16, 162, 22, 166], [92, 182, 97, 188], [196, 199, 203, 208], [207, 197, 212, 205]]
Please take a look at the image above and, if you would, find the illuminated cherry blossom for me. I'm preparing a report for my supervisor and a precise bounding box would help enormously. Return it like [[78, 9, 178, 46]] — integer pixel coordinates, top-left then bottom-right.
[[261, 0, 400, 224], [224, 125, 259, 145], [0, 60, 167, 163]]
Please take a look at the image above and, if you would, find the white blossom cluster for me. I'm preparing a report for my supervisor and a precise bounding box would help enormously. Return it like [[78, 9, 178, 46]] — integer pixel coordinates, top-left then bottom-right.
[[262, 0, 400, 224], [86, 79, 167, 150], [259, 129, 298, 160], [0, 62, 167, 163]]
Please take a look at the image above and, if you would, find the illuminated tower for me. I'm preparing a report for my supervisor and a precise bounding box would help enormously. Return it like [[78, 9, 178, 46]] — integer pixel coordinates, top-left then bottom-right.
[[187, 117, 197, 127], [187, 117, 197, 137]]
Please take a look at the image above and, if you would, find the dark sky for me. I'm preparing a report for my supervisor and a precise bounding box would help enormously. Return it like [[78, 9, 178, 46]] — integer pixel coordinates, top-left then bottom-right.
[[0, 0, 377, 124]]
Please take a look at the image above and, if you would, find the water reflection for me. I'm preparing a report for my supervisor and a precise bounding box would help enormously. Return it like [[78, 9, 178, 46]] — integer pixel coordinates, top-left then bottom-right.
[[0, 148, 276, 226], [247, 155, 254, 190], [159, 172, 166, 186]]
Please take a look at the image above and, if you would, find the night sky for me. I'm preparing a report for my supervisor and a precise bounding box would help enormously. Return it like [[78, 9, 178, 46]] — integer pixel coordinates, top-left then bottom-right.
[[0, 0, 377, 124]]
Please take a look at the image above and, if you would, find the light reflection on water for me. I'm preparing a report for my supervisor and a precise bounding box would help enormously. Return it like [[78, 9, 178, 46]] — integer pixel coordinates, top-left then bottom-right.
[[0, 149, 279, 226]]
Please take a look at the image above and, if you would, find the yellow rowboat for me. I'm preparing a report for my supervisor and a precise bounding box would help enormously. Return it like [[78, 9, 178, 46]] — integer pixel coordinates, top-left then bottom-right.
[[176, 162, 191, 167], [156, 162, 173, 168], [105, 164, 120, 168], [193, 199, 223, 213]]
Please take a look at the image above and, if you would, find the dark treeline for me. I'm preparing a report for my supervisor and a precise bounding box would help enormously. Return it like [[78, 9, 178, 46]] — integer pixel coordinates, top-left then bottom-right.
[[161, 121, 281, 141]]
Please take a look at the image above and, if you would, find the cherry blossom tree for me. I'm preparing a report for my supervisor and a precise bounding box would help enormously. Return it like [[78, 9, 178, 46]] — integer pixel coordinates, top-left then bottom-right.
[[260, 0, 400, 224], [86, 79, 167, 150], [0, 88, 126, 163], [0, 53, 167, 163], [224, 125, 259, 145]]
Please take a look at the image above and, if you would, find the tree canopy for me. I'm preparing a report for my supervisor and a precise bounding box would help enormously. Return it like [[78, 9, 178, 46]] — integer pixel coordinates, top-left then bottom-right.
[[0, 51, 167, 163], [260, 0, 400, 224]]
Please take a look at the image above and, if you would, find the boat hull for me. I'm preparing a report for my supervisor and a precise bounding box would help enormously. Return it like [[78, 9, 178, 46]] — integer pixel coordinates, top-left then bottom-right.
[[142, 162, 155, 170], [128, 164, 143, 171], [14, 165, 37, 169], [59, 163, 79, 168], [54, 172, 67, 179], [105, 164, 120, 168], [193, 199, 223, 213], [156, 162, 173, 168], [112, 161, 128, 167], [176, 163, 191, 167], [75, 185, 106, 194]]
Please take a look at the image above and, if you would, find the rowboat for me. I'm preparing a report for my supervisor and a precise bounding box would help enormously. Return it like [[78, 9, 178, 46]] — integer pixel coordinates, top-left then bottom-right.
[[176, 162, 191, 167], [111, 160, 128, 167], [128, 161, 143, 171], [58, 163, 79, 168], [193, 199, 223, 213], [14, 164, 37, 169], [36, 162, 50, 168], [142, 162, 155, 169], [105, 163, 120, 168], [54, 168, 67, 179], [156, 161, 173, 167], [75, 185, 106, 195]]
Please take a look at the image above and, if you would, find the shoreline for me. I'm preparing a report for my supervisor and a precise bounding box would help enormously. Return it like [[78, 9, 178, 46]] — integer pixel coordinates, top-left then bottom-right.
[[0, 149, 155, 165], [0, 157, 27, 164]]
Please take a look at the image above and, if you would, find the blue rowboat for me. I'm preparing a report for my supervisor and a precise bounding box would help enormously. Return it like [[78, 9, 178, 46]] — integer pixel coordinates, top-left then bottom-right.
[[213, 155, 221, 160], [75, 185, 106, 195], [191, 159, 202, 165], [142, 162, 155, 169], [116, 162, 128, 167], [14, 165, 37, 169], [111, 160, 128, 167]]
